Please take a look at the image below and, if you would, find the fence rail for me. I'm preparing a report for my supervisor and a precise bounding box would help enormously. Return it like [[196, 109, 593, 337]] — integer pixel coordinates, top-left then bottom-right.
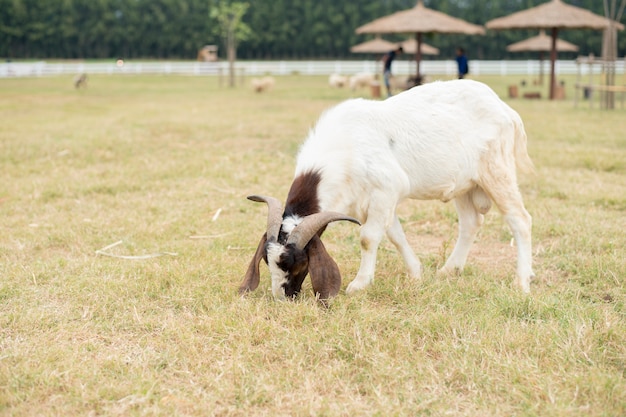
[[1, 59, 624, 79]]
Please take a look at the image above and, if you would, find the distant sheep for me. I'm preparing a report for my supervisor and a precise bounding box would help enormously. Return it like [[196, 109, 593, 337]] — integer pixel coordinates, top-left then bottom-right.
[[349, 72, 376, 91], [251, 76, 275, 93], [328, 73, 348, 88], [240, 79, 536, 301], [74, 73, 88, 89]]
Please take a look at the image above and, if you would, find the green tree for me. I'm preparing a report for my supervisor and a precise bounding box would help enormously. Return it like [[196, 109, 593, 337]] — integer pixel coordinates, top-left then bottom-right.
[[210, 1, 251, 86], [0, 0, 624, 60]]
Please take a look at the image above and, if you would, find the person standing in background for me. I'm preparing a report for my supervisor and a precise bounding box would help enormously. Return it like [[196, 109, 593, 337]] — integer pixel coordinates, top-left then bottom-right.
[[455, 47, 469, 79], [382, 45, 403, 97]]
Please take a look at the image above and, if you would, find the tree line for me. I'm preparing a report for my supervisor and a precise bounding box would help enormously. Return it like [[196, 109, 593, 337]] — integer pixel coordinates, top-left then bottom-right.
[[0, 0, 623, 61]]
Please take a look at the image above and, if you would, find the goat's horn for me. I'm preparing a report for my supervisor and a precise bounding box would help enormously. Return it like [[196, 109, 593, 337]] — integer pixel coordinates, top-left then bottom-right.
[[287, 212, 360, 250], [247, 195, 284, 242]]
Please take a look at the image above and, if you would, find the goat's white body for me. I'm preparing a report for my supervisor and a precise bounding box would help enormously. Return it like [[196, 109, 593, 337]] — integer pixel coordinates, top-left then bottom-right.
[[295, 79, 535, 293]]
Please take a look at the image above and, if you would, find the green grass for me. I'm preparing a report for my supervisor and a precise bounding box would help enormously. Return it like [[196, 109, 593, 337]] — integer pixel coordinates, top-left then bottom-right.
[[0, 73, 624, 416]]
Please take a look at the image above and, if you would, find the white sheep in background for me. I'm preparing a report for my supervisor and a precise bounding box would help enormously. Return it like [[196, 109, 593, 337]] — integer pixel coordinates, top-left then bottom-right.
[[251, 76, 275, 93], [328, 73, 348, 88], [240, 79, 535, 302], [349, 72, 376, 91]]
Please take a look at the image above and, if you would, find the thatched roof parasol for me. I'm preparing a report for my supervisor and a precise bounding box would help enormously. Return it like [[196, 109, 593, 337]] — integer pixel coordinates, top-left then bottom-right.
[[351, 36, 439, 56], [355, 0, 484, 77], [486, 0, 623, 30], [401, 38, 439, 55], [486, 0, 624, 99], [350, 36, 396, 54], [507, 30, 578, 84], [506, 30, 578, 53]]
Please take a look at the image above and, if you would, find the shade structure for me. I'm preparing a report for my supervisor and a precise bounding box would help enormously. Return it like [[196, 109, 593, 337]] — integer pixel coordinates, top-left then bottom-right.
[[507, 30, 578, 84], [351, 36, 439, 55], [350, 36, 396, 54], [356, 0, 484, 78], [401, 38, 439, 55], [506, 30, 578, 53], [486, 0, 623, 99]]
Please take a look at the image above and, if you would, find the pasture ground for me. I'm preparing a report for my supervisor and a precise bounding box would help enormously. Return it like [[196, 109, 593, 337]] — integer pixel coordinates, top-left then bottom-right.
[[0, 74, 625, 416]]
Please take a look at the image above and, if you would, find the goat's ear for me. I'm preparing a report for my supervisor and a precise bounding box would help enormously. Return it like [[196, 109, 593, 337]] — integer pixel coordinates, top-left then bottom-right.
[[306, 235, 341, 302], [239, 233, 267, 295]]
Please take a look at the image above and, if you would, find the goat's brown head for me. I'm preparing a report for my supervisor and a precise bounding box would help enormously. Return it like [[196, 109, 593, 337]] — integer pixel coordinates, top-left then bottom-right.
[[239, 195, 360, 301]]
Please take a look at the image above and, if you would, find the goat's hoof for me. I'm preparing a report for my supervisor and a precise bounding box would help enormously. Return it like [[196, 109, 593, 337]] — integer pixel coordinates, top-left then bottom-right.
[[436, 269, 446, 278], [345, 279, 370, 295], [513, 270, 535, 294], [407, 264, 423, 280], [408, 272, 422, 280], [514, 276, 532, 294], [436, 266, 462, 277]]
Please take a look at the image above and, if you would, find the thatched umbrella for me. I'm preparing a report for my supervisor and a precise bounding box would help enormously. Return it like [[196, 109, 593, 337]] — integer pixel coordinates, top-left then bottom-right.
[[350, 36, 396, 54], [351, 37, 440, 55], [486, 0, 623, 99], [351, 36, 439, 56], [506, 30, 578, 84], [355, 0, 484, 78], [350, 36, 439, 80], [400, 38, 439, 76], [401, 38, 440, 55]]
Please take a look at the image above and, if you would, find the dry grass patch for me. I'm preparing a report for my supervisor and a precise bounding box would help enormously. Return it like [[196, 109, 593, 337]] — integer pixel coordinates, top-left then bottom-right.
[[0, 74, 624, 416]]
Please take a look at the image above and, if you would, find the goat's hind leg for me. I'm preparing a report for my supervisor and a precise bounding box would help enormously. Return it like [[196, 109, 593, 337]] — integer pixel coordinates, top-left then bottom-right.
[[489, 187, 534, 293], [438, 188, 488, 276]]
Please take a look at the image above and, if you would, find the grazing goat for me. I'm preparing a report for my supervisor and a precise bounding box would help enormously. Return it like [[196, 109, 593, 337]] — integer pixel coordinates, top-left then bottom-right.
[[251, 76, 275, 93], [74, 73, 88, 89], [329, 73, 348, 88], [349, 72, 376, 91], [240, 79, 535, 302]]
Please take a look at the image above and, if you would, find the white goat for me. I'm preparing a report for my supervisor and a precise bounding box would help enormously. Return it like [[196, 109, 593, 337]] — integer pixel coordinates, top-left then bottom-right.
[[328, 73, 348, 88], [241, 79, 535, 301], [251, 76, 275, 93], [349, 72, 376, 91]]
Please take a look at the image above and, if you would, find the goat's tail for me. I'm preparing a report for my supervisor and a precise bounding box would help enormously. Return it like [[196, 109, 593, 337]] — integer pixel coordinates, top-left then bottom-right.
[[513, 115, 535, 174]]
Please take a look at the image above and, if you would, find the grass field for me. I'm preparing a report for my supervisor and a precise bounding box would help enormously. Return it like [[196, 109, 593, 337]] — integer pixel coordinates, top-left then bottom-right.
[[0, 73, 625, 416]]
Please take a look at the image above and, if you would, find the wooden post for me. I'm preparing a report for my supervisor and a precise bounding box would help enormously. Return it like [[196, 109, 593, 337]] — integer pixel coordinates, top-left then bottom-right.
[[574, 56, 580, 107], [538, 51, 544, 85], [602, 24, 617, 109], [415, 32, 422, 78], [588, 55, 594, 109], [549, 27, 558, 100]]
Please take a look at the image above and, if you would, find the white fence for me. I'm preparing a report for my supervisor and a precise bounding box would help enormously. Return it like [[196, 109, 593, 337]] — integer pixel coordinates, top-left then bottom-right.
[[1, 59, 624, 78]]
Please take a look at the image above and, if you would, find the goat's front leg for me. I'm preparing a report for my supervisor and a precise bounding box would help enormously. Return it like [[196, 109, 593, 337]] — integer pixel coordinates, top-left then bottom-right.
[[386, 215, 422, 279], [346, 218, 386, 294]]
